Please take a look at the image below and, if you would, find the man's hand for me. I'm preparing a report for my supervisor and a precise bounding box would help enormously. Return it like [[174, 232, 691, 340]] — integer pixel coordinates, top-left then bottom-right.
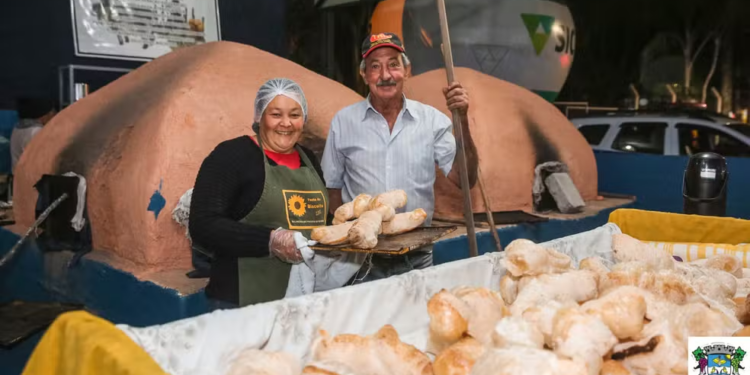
[[328, 189, 343, 215], [442, 81, 478, 189], [443, 82, 469, 117]]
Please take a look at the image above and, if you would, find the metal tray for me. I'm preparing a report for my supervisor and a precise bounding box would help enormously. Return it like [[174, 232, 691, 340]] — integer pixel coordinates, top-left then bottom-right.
[[0, 300, 84, 348], [310, 225, 458, 255]]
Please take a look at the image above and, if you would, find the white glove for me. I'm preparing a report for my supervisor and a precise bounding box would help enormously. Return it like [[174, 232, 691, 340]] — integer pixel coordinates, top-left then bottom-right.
[[269, 228, 303, 263], [288, 232, 365, 295], [285, 232, 318, 298], [293, 232, 316, 266]]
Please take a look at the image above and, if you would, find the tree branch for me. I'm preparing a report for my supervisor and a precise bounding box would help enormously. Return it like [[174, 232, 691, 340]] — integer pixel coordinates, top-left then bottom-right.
[[701, 36, 721, 104], [692, 31, 718, 62]]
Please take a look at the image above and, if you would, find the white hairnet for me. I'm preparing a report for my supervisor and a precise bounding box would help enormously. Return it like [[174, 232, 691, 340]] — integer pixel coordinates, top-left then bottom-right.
[[253, 78, 308, 124]]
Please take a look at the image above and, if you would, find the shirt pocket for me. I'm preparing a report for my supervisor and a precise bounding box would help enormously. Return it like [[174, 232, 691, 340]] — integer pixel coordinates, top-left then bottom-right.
[[339, 129, 386, 178], [400, 131, 435, 184]]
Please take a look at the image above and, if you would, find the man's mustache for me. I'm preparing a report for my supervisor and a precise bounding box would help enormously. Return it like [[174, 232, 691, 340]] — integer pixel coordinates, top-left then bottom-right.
[[376, 80, 397, 87]]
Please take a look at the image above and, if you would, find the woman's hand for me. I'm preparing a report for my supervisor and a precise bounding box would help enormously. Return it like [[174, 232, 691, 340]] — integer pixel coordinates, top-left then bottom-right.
[[268, 229, 304, 263]]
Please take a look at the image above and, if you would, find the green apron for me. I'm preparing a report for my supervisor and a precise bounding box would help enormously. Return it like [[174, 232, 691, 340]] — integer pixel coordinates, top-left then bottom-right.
[[237, 136, 328, 306]]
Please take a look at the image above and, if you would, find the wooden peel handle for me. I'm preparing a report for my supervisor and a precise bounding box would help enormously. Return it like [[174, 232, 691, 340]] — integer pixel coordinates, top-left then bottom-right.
[[436, 0, 479, 257]]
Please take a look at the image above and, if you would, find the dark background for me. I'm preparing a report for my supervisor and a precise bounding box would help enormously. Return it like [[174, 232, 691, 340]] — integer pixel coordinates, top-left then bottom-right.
[[290, 0, 750, 111], [558, 0, 750, 109], [1, 0, 748, 111], [0, 0, 288, 109]]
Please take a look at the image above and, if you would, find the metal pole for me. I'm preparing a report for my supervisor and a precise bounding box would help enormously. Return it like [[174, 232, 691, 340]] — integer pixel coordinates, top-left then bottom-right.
[[58, 67, 64, 109], [67, 65, 133, 73], [68, 66, 75, 106], [436, 0, 478, 258]]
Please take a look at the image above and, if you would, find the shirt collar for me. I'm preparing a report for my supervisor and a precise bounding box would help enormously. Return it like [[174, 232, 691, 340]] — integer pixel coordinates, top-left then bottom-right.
[[362, 94, 419, 121]]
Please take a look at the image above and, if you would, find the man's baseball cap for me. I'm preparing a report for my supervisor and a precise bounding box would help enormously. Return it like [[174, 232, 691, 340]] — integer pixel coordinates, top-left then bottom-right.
[[361, 32, 405, 58]]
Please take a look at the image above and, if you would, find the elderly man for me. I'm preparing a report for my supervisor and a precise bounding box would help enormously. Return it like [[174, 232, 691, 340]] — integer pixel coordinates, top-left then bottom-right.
[[321, 32, 478, 283]]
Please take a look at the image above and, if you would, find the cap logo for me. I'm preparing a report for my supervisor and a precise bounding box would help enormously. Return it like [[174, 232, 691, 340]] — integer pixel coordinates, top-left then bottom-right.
[[370, 33, 390, 43]]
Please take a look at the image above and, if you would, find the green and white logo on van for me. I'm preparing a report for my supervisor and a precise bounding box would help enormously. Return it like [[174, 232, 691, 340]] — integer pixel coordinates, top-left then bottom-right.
[[521, 13, 556, 55]]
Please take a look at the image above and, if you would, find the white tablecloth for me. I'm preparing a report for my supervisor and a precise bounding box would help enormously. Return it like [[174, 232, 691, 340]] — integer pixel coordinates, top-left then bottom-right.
[[117, 223, 622, 375]]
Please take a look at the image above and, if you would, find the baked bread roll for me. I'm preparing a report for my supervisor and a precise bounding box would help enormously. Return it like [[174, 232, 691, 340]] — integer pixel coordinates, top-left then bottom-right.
[[352, 194, 373, 218], [302, 361, 361, 375], [311, 221, 357, 245], [599, 360, 634, 375], [333, 194, 372, 224], [225, 348, 300, 375], [333, 202, 354, 225], [372, 204, 396, 221], [427, 289, 471, 353], [581, 286, 647, 340], [612, 234, 674, 270], [381, 209, 427, 235], [734, 325, 750, 337], [705, 254, 743, 278], [452, 287, 510, 346], [579, 256, 610, 279], [551, 308, 618, 375], [433, 337, 485, 375], [348, 211, 382, 249], [471, 347, 587, 375], [735, 296, 750, 324], [503, 239, 571, 277], [369, 190, 407, 210], [307, 325, 432, 375], [499, 274, 519, 305], [510, 270, 599, 316]]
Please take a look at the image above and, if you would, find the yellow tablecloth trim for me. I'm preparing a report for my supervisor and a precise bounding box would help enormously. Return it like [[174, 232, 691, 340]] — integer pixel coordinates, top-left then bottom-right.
[[645, 241, 750, 268], [22, 310, 166, 375], [609, 209, 750, 245]]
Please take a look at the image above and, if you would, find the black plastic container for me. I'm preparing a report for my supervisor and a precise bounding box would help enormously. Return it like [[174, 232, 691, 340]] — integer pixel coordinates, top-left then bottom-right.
[[682, 152, 728, 217]]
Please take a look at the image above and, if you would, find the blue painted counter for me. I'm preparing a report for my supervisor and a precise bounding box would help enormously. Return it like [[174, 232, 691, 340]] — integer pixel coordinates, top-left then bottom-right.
[[595, 151, 750, 220], [0, 201, 632, 374]]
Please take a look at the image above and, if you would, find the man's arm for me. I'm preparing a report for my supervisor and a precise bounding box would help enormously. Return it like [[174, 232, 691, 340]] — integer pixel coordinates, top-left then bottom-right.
[[442, 82, 478, 188], [321, 114, 347, 215], [328, 188, 343, 215]]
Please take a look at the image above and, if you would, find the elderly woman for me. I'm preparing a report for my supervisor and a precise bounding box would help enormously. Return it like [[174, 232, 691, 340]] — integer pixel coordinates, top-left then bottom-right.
[[189, 78, 333, 307]]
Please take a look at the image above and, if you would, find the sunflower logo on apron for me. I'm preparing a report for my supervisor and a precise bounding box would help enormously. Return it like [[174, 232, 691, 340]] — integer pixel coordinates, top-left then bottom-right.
[[288, 194, 307, 217]]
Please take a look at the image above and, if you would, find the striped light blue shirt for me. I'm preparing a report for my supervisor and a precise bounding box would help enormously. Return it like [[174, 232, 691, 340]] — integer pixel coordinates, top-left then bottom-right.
[[321, 95, 456, 225]]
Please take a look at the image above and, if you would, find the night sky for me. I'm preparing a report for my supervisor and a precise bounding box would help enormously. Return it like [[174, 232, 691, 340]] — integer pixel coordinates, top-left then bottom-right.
[[557, 0, 749, 110]]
